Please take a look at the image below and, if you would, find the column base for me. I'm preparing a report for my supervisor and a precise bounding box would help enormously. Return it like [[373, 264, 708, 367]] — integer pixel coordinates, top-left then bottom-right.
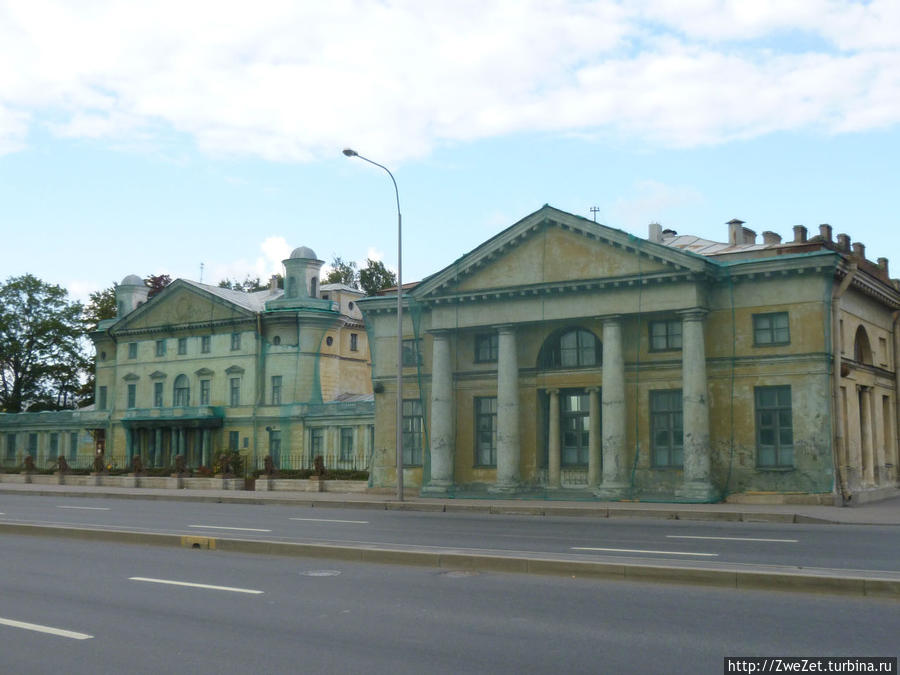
[[593, 482, 629, 500], [421, 482, 454, 496], [675, 481, 718, 502], [488, 481, 522, 495]]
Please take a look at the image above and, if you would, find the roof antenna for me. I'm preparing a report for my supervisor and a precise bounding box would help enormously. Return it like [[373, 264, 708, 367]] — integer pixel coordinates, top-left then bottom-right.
[[199, 262, 204, 282], [590, 206, 599, 222]]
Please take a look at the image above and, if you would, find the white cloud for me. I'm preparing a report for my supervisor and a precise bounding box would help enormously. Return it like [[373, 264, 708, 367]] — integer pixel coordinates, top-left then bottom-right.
[[0, 0, 897, 160], [209, 235, 291, 285]]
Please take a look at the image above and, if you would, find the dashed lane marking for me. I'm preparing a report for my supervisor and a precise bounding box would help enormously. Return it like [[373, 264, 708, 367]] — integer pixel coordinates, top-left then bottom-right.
[[289, 518, 369, 524], [188, 525, 271, 532], [667, 535, 798, 543], [128, 577, 263, 594], [571, 547, 718, 557], [0, 617, 93, 640], [56, 506, 110, 511]]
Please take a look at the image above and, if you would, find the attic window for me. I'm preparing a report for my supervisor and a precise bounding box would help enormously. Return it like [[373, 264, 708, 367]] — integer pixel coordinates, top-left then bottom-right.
[[326, 336, 334, 346], [349, 301, 355, 310], [322, 293, 329, 300], [273, 336, 281, 345]]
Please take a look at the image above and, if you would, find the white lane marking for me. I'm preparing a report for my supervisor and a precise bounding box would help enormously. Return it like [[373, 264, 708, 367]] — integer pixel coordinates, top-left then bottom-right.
[[571, 547, 718, 557], [56, 506, 110, 511], [188, 525, 271, 532], [667, 535, 798, 543], [128, 577, 263, 594], [0, 617, 93, 640], [289, 517, 369, 524]]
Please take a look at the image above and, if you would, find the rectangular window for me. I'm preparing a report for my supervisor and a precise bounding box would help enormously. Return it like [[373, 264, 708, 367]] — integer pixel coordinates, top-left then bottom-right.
[[475, 333, 498, 363], [127, 383, 137, 409], [475, 397, 498, 466], [128, 342, 138, 359], [98, 385, 108, 410], [155, 339, 166, 357], [201, 335, 211, 353], [753, 312, 790, 346], [69, 432, 78, 461], [154, 382, 163, 407], [309, 428, 323, 461], [650, 390, 683, 467], [755, 385, 794, 467], [200, 379, 211, 406], [350, 333, 358, 352], [27, 433, 37, 458], [49, 433, 59, 458], [177, 337, 187, 355], [5, 434, 14, 462], [340, 427, 354, 461], [229, 378, 240, 407], [402, 338, 422, 367], [228, 431, 239, 451], [561, 392, 590, 466], [271, 375, 282, 405], [649, 320, 682, 351], [402, 399, 424, 465], [269, 429, 282, 466], [231, 332, 241, 351]]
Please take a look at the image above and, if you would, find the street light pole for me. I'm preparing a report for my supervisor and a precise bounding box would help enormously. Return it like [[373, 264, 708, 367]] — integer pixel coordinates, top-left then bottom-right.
[[343, 148, 404, 501]]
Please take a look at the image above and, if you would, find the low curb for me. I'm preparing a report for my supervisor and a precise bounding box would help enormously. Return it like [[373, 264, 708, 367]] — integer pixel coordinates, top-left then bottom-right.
[[0, 487, 841, 524], [2, 521, 896, 599]]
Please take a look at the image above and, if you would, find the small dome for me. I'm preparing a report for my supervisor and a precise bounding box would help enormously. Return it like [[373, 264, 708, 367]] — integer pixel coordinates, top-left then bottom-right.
[[290, 246, 318, 260], [121, 274, 144, 286]]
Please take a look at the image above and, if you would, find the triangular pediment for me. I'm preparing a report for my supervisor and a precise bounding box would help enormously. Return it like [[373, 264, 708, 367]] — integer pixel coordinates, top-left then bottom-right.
[[111, 280, 256, 334], [414, 206, 713, 298]]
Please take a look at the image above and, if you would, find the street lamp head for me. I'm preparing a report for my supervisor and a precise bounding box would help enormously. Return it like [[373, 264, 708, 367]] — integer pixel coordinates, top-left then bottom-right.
[[342, 148, 358, 157]]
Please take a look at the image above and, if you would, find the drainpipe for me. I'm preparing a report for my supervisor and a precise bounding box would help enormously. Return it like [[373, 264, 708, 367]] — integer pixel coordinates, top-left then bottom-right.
[[832, 261, 857, 505], [251, 313, 264, 471], [893, 310, 900, 488]]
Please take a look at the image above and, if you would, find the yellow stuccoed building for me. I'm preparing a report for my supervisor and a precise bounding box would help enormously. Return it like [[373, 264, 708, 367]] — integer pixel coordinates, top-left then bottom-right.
[[359, 205, 900, 504], [0, 246, 375, 475]]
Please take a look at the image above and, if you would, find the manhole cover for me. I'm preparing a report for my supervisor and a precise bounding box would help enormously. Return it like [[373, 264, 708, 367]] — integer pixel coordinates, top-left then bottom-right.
[[301, 570, 342, 577], [441, 570, 479, 578]]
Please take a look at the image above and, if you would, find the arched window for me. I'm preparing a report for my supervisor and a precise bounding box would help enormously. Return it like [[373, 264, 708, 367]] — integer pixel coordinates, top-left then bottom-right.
[[310, 277, 318, 298], [539, 328, 601, 369], [173, 374, 190, 407], [854, 325, 873, 364]]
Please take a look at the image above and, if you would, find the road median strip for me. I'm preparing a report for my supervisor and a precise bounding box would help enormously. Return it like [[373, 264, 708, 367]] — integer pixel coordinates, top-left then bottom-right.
[[1, 521, 896, 599]]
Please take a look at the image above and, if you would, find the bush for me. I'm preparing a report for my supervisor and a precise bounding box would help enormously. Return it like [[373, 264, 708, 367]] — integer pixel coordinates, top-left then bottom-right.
[[252, 468, 368, 481]]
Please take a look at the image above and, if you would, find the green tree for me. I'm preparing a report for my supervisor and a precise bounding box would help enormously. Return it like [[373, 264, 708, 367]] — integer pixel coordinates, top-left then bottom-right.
[[324, 256, 359, 288], [0, 274, 86, 413], [145, 273, 172, 299], [359, 259, 397, 296], [217, 275, 278, 292], [84, 286, 117, 329]]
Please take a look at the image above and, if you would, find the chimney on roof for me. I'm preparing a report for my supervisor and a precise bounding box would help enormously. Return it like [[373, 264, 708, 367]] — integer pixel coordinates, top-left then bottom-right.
[[269, 275, 278, 291], [819, 224, 833, 243], [837, 234, 851, 252], [648, 222, 662, 243], [878, 258, 889, 276], [852, 242, 866, 260], [762, 231, 782, 245], [727, 219, 745, 245], [793, 225, 807, 243], [742, 227, 756, 245]]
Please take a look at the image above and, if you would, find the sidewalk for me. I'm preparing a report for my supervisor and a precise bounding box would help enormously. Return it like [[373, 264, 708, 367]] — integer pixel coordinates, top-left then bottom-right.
[[2, 482, 899, 525]]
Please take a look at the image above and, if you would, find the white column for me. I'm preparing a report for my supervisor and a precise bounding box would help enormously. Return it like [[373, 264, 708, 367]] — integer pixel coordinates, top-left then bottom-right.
[[548, 389, 561, 489], [425, 331, 454, 493], [588, 386, 601, 488], [677, 309, 716, 501], [860, 386, 875, 486], [491, 325, 520, 493], [595, 316, 628, 499]]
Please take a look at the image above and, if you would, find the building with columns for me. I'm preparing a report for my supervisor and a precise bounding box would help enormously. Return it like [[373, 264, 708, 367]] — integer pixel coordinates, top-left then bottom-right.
[[359, 205, 900, 504], [1, 246, 375, 474]]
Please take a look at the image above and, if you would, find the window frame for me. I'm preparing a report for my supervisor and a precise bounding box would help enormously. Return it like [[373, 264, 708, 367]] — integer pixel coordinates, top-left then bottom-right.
[[755, 385, 794, 468], [340, 427, 354, 461], [474, 396, 498, 466], [401, 338, 423, 368], [153, 381, 163, 408], [350, 333, 358, 352], [155, 339, 166, 357], [230, 332, 241, 351], [229, 377, 241, 407], [199, 379, 211, 406], [127, 383, 137, 409], [401, 398, 424, 466], [648, 319, 682, 352], [98, 385, 108, 410], [753, 312, 790, 346], [271, 375, 282, 405], [177, 337, 188, 355], [540, 328, 600, 369], [474, 333, 499, 364], [173, 375, 190, 407], [201, 335, 211, 354], [128, 342, 138, 359], [650, 389, 683, 468]]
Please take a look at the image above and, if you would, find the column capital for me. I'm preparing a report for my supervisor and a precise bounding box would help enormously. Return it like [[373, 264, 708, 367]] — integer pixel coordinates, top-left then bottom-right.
[[600, 314, 623, 326], [427, 329, 453, 338], [677, 308, 709, 321], [586, 386, 600, 393], [494, 324, 517, 335], [546, 387, 560, 396]]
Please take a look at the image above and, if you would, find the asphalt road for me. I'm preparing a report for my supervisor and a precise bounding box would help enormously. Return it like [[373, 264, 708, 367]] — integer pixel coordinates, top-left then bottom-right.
[[1, 493, 898, 573], [1, 535, 898, 675]]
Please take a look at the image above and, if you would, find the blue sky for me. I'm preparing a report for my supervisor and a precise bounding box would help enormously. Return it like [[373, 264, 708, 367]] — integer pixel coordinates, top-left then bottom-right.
[[1, 0, 899, 303]]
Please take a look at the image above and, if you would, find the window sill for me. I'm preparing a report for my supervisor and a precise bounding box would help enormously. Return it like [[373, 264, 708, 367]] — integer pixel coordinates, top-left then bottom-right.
[[755, 466, 795, 472], [753, 342, 791, 348]]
